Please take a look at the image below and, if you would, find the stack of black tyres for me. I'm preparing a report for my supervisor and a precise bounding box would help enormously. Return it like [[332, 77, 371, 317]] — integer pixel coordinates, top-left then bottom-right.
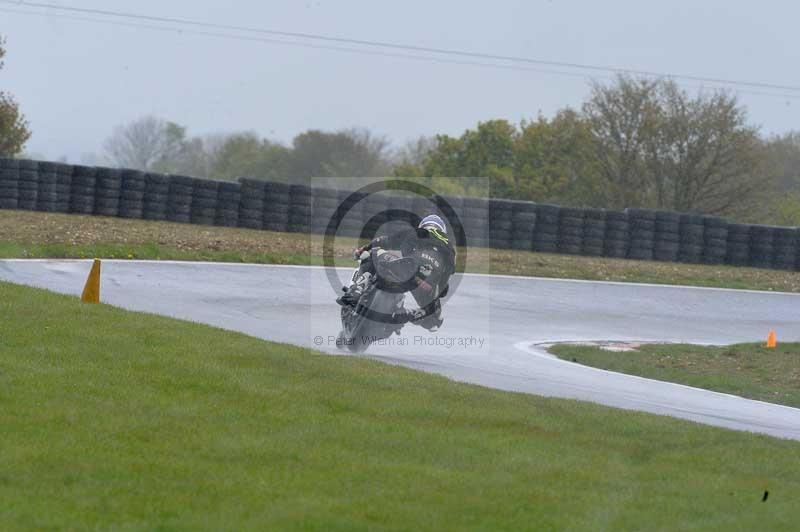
[[603, 210, 629, 258], [361, 192, 389, 239], [702, 216, 728, 265], [264, 181, 291, 233], [94, 167, 122, 217], [23, 158, 800, 274], [238, 178, 266, 229], [582, 208, 606, 256], [748, 225, 774, 269], [191, 178, 218, 226], [69, 165, 96, 214], [118, 170, 146, 219], [678, 214, 704, 263], [288, 184, 312, 233], [215, 181, 241, 227], [0, 158, 19, 209], [532, 204, 560, 253], [384, 193, 418, 237], [462, 197, 489, 248], [437, 195, 464, 242], [17, 159, 38, 211], [143, 173, 170, 221], [771, 227, 797, 271], [725, 224, 751, 266], [337, 189, 366, 238], [167, 175, 194, 223], [36, 162, 58, 212], [795, 239, 800, 273], [54, 163, 72, 213], [510, 200, 537, 251], [411, 194, 436, 228], [626, 208, 656, 260], [558, 207, 585, 255], [311, 186, 340, 235], [653, 211, 680, 262], [488, 199, 513, 249]]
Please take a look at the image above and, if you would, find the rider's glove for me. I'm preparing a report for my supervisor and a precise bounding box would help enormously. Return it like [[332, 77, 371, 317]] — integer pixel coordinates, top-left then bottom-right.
[[353, 246, 369, 261]]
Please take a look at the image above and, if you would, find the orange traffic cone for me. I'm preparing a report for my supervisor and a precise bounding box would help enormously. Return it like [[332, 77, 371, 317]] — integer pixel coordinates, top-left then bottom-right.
[[766, 330, 777, 349], [81, 259, 101, 304]]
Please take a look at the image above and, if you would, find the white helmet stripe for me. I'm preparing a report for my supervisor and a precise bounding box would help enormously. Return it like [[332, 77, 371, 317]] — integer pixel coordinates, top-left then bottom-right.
[[419, 215, 446, 234]]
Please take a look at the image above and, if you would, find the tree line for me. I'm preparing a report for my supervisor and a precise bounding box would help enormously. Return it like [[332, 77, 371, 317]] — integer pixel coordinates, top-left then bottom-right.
[[102, 119, 394, 188], [399, 77, 792, 225], [100, 77, 800, 225]]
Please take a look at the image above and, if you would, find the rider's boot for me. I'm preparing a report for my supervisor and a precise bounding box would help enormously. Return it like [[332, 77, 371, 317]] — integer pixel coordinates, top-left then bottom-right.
[[336, 271, 372, 307], [391, 306, 426, 325], [414, 300, 444, 332]]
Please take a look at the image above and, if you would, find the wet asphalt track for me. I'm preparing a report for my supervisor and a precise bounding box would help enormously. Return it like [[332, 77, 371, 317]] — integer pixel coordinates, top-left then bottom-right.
[[2, 259, 799, 440]]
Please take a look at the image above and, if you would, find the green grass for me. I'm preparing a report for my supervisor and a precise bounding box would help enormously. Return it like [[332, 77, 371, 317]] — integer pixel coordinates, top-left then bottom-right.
[[1, 282, 800, 530], [0, 241, 316, 266], [549, 343, 800, 408], [5, 209, 800, 293]]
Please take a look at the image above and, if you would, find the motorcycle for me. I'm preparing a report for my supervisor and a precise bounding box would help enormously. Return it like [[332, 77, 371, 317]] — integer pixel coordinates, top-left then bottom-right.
[[338, 249, 421, 353]]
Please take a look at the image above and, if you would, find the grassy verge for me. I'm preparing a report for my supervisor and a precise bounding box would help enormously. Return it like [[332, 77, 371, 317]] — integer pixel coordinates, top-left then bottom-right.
[[3, 209, 800, 292], [1, 281, 800, 530], [549, 343, 800, 408]]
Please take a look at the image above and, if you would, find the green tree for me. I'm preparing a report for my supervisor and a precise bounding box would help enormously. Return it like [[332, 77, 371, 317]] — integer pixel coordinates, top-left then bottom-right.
[[515, 110, 601, 205], [211, 132, 291, 181], [584, 75, 767, 216], [392, 136, 437, 179], [460, 120, 517, 178], [643, 80, 765, 216], [773, 192, 800, 226], [763, 132, 800, 193], [583, 76, 660, 208], [421, 134, 464, 177], [410, 117, 599, 203], [289, 128, 392, 181], [152, 122, 214, 177], [0, 36, 31, 157], [104, 116, 217, 177], [105, 116, 184, 171], [421, 120, 518, 197]]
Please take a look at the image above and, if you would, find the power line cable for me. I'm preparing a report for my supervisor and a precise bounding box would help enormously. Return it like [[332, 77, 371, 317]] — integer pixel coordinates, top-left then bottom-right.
[[6, 0, 800, 95], [0, 6, 606, 82], [4, 4, 800, 103]]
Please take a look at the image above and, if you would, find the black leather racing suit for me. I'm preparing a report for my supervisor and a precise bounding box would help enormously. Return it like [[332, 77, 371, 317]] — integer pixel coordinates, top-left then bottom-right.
[[357, 227, 456, 330]]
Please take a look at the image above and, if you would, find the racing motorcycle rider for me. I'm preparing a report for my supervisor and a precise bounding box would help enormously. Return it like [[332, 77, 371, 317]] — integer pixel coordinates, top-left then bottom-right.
[[337, 214, 456, 332]]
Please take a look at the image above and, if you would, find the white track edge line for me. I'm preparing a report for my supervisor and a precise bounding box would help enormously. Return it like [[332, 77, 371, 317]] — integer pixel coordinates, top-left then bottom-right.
[[1, 258, 799, 297], [514, 340, 800, 414]]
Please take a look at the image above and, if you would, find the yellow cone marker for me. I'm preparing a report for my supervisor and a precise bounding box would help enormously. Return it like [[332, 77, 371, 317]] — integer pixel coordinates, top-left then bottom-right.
[[81, 259, 101, 304], [766, 330, 777, 349]]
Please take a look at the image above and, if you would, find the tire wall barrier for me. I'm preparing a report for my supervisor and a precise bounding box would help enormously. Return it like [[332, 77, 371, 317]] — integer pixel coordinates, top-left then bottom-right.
[[3, 157, 800, 271], [36, 161, 57, 212], [94, 167, 122, 217], [265, 181, 291, 233], [167, 175, 194, 224], [0, 158, 19, 210], [118, 169, 145, 219], [604, 210, 628, 258], [191, 178, 218, 226], [558, 207, 585, 255]]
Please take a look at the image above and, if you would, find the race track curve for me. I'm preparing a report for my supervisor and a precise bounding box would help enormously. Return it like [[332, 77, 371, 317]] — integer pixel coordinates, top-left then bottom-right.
[[2, 259, 799, 440]]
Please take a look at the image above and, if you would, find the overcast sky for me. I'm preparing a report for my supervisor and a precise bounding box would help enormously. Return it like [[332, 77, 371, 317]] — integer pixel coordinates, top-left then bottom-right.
[[2, 0, 800, 162]]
